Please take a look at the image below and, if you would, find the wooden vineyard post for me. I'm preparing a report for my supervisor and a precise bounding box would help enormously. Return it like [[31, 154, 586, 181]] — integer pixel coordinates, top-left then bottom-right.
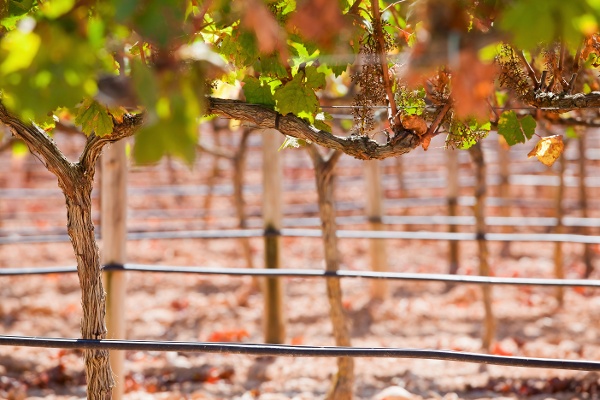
[[308, 146, 354, 400], [446, 149, 460, 275], [498, 136, 512, 257], [469, 143, 495, 351], [554, 143, 567, 305], [578, 133, 594, 278], [101, 140, 128, 400], [262, 129, 285, 343], [364, 160, 389, 300]]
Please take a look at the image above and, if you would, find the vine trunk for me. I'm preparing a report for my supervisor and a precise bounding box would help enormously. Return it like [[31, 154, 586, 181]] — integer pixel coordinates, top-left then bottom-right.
[[62, 169, 114, 399], [311, 148, 354, 400]]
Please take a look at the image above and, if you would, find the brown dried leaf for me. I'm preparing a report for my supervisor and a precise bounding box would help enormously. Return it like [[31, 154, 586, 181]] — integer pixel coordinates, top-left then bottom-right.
[[452, 49, 497, 120], [582, 34, 600, 61], [402, 115, 428, 136], [527, 135, 564, 167], [288, 0, 347, 49], [421, 133, 433, 151], [241, 0, 288, 60]]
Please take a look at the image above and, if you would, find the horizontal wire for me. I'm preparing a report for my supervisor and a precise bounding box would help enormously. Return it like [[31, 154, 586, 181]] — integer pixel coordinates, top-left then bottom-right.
[[3, 227, 600, 245], [2, 214, 599, 233], [3, 263, 600, 288], [0, 335, 598, 371]]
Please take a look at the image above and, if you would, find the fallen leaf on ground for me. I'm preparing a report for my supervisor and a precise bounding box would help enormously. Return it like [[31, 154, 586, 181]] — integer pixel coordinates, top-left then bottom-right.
[[207, 329, 250, 342]]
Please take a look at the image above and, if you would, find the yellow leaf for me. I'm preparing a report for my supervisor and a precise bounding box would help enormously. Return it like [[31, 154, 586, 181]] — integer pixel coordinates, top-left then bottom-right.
[[527, 135, 564, 167], [108, 106, 127, 124]]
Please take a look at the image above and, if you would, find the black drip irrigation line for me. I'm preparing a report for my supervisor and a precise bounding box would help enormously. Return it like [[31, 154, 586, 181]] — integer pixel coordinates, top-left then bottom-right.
[[4, 263, 600, 288], [0, 335, 598, 371]]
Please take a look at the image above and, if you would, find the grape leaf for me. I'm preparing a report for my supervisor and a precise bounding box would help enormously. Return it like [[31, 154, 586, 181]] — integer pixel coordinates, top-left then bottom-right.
[[304, 66, 326, 90], [116, 0, 186, 47], [274, 73, 319, 116], [221, 31, 260, 68], [242, 76, 275, 106], [39, 0, 75, 19], [527, 135, 564, 167], [499, 0, 594, 49], [497, 111, 536, 146], [0, 29, 40, 75], [108, 106, 128, 124], [314, 111, 332, 133], [254, 54, 288, 78], [133, 94, 197, 164], [75, 99, 113, 137]]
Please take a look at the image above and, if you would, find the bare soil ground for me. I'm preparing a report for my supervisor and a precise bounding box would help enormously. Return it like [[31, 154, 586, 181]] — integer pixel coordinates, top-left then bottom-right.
[[1, 129, 600, 399]]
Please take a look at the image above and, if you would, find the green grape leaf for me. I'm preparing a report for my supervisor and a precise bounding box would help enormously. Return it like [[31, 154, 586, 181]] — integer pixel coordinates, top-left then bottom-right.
[[39, 0, 75, 19], [221, 30, 259, 68], [274, 73, 319, 116], [314, 119, 332, 133], [497, 111, 536, 146], [0, 20, 105, 121], [304, 66, 326, 90], [314, 111, 332, 133], [108, 106, 128, 123], [75, 99, 114, 137], [116, 0, 186, 47], [133, 94, 197, 165], [0, 29, 41, 75], [318, 63, 347, 78], [448, 119, 491, 149], [242, 76, 275, 106], [254, 54, 288, 78], [2, 0, 35, 29], [131, 59, 159, 110], [499, 0, 594, 49]]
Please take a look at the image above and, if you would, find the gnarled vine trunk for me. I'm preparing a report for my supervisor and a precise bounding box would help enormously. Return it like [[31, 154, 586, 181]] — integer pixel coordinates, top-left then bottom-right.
[[309, 146, 354, 400], [0, 102, 142, 400], [63, 171, 114, 399]]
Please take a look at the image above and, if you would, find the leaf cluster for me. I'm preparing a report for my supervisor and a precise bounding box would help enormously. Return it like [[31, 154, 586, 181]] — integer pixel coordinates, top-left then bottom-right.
[[4, 0, 600, 165]]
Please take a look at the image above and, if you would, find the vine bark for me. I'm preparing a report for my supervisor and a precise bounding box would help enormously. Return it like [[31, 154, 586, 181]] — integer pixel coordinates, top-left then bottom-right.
[[308, 146, 354, 400], [0, 102, 142, 399]]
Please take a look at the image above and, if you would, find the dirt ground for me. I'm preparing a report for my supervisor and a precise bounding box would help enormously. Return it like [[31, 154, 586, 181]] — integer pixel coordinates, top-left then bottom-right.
[[1, 128, 600, 399]]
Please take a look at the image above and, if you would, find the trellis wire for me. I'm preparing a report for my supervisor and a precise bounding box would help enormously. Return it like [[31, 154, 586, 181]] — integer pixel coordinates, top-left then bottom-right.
[[0, 335, 598, 371], [3, 263, 600, 288], [3, 227, 600, 245], [4, 213, 600, 242]]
